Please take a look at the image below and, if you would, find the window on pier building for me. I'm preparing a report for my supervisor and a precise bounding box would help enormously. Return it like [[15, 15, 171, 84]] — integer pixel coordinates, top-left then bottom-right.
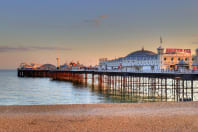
[[164, 57, 166, 61], [178, 58, 181, 61], [171, 57, 174, 61], [151, 65, 154, 70]]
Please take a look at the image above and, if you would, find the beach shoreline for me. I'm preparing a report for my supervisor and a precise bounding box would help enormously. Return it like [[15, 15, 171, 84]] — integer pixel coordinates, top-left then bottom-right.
[[0, 102, 198, 132]]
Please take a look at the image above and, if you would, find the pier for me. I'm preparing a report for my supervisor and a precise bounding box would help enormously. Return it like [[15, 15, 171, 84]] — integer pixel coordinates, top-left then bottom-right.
[[18, 69, 198, 102]]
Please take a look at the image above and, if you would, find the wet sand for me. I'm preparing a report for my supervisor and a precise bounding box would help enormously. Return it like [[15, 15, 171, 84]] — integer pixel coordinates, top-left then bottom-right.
[[0, 102, 198, 132]]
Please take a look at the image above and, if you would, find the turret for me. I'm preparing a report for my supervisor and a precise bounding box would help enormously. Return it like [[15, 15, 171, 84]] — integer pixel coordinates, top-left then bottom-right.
[[157, 36, 164, 55], [196, 48, 198, 56], [195, 48, 198, 64], [157, 37, 164, 70], [157, 46, 164, 55], [56, 48, 60, 69]]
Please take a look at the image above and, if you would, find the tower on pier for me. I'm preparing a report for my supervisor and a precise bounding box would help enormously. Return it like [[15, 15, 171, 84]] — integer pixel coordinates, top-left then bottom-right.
[[56, 48, 60, 69]]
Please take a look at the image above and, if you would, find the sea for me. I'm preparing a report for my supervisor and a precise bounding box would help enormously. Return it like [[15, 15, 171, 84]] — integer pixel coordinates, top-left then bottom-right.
[[0, 70, 116, 105], [1, 70, 198, 105]]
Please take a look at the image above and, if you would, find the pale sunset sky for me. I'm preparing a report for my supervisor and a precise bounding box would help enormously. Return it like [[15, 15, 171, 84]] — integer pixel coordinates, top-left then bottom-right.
[[0, 0, 198, 69]]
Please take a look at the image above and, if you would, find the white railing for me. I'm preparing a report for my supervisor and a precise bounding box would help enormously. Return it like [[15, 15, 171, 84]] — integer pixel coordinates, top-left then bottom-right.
[[86, 69, 198, 74], [20, 68, 198, 74]]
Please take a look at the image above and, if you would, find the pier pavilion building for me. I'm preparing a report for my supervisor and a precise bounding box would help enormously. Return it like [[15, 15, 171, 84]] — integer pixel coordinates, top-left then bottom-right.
[[99, 47, 160, 72], [99, 47, 194, 72]]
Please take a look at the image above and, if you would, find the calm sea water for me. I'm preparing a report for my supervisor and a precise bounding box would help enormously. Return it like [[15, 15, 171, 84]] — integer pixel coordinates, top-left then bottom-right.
[[0, 70, 115, 105], [1, 70, 197, 105]]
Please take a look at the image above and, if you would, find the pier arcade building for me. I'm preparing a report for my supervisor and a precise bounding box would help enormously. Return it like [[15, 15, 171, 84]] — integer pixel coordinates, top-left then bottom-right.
[[99, 48, 160, 71], [161, 48, 193, 70], [99, 47, 194, 72]]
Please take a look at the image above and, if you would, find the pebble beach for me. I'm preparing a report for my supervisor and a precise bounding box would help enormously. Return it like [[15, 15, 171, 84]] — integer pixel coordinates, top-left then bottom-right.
[[0, 102, 198, 132]]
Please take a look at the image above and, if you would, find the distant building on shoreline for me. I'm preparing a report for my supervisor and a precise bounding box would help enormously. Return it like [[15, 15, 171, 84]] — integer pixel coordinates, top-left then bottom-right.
[[19, 63, 57, 70], [18, 61, 87, 70]]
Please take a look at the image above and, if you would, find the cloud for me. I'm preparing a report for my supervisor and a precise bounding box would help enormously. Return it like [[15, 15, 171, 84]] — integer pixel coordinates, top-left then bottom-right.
[[84, 19, 101, 24], [31, 46, 71, 51], [84, 14, 108, 26], [192, 42, 198, 44], [99, 15, 108, 19], [0, 46, 29, 52], [0, 46, 71, 52], [192, 34, 198, 37]]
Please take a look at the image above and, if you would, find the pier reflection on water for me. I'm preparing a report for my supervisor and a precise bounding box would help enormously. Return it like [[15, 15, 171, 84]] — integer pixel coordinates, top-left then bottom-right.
[[70, 74, 198, 103]]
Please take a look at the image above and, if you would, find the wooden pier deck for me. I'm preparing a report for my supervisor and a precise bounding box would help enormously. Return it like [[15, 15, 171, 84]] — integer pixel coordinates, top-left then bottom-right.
[[17, 69, 198, 102]]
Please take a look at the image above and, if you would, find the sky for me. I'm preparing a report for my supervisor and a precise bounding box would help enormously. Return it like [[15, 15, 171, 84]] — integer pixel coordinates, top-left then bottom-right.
[[0, 0, 198, 69]]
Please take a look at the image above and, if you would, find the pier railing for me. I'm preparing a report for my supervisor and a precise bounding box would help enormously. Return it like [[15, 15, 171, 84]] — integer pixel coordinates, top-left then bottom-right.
[[17, 68, 198, 76], [68, 69, 198, 74]]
